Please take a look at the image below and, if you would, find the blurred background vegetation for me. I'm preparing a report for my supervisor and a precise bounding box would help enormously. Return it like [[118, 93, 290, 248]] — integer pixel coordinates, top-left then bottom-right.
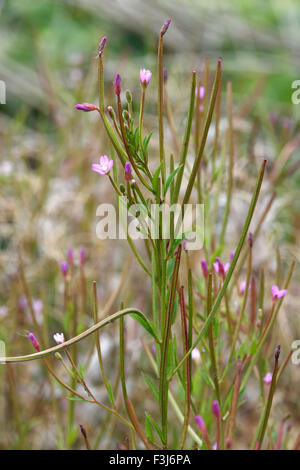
[[0, 0, 299, 449]]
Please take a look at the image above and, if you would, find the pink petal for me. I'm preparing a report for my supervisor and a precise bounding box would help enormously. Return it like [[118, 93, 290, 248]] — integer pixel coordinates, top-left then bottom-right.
[[277, 289, 287, 299]]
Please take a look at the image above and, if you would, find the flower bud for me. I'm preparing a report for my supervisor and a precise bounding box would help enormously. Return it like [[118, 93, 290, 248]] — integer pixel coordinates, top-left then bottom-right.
[[114, 74, 121, 96], [125, 89, 132, 104], [61, 261, 68, 277], [160, 18, 171, 36], [75, 103, 98, 112], [98, 36, 107, 56], [212, 400, 220, 419], [28, 332, 40, 352], [107, 105, 116, 120], [124, 161, 132, 182]]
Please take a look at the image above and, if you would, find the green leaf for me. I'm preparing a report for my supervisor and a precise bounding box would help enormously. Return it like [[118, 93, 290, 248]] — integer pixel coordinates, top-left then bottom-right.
[[130, 314, 158, 340], [142, 373, 159, 402], [66, 396, 89, 402], [77, 362, 86, 380], [166, 337, 176, 377], [145, 415, 154, 442], [163, 165, 183, 197], [201, 369, 215, 389], [106, 380, 115, 407], [152, 162, 163, 194], [145, 412, 164, 443], [166, 257, 176, 281]]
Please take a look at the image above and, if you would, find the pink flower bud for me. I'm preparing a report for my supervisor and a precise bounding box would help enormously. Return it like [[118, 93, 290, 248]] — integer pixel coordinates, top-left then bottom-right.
[[160, 18, 171, 36], [201, 259, 208, 278], [98, 36, 107, 56], [124, 161, 132, 182], [212, 400, 220, 419], [28, 332, 40, 352], [61, 261, 68, 277], [75, 103, 98, 112], [114, 74, 121, 96], [194, 415, 206, 434]]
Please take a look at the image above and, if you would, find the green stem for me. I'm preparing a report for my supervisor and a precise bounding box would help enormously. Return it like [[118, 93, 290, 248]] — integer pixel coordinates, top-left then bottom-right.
[[173, 71, 196, 203], [182, 59, 222, 206], [170, 159, 266, 378], [159, 244, 182, 446]]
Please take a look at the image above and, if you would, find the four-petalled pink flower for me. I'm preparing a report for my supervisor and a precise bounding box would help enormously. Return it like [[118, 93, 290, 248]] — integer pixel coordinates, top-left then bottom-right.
[[53, 333, 65, 344], [92, 155, 114, 175], [272, 285, 287, 301]]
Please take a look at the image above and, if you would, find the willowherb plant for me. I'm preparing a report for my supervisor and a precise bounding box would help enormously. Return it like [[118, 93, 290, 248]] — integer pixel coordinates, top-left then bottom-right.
[[1, 18, 297, 451]]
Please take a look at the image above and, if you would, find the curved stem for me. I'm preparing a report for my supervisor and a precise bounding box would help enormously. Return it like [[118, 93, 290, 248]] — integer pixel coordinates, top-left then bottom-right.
[[1, 308, 158, 363]]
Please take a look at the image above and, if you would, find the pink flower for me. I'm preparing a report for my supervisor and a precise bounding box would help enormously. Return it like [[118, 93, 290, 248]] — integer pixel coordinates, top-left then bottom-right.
[[213, 257, 230, 277], [92, 155, 113, 175], [75, 103, 98, 112], [113, 74, 121, 96], [140, 69, 152, 88], [28, 332, 40, 352], [53, 333, 65, 344], [263, 372, 272, 385], [272, 285, 287, 301]]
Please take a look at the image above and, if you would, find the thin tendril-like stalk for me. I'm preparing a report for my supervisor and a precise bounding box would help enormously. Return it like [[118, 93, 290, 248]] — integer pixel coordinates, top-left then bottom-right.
[[178, 286, 191, 450], [173, 71, 196, 204], [170, 159, 266, 379], [157, 28, 167, 184], [206, 273, 221, 405], [92, 281, 110, 393], [182, 59, 222, 207], [219, 81, 234, 248], [120, 317, 152, 450], [254, 347, 281, 449]]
